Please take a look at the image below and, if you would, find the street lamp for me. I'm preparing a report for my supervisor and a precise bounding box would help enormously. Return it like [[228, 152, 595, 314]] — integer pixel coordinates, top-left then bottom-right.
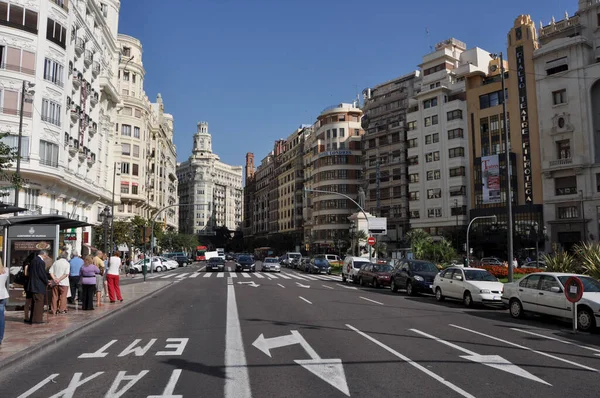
[[109, 162, 120, 254], [454, 198, 459, 252], [13, 80, 35, 215], [532, 222, 547, 266], [466, 215, 497, 266], [579, 190, 586, 242], [490, 51, 514, 282], [99, 206, 112, 255]]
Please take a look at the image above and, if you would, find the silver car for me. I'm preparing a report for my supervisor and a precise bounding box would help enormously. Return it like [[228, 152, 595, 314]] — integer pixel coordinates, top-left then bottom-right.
[[262, 257, 281, 272]]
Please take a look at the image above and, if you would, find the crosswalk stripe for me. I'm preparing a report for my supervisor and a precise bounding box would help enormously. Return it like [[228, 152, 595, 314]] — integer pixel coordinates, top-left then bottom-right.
[[175, 274, 188, 278], [277, 274, 291, 279], [147, 275, 161, 279], [241, 273, 251, 278], [286, 273, 308, 280], [265, 273, 279, 279], [302, 275, 318, 281], [189, 273, 201, 278], [203, 272, 212, 278], [229, 272, 237, 278], [217, 272, 225, 278], [254, 273, 265, 279], [160, 274, 173, 279]]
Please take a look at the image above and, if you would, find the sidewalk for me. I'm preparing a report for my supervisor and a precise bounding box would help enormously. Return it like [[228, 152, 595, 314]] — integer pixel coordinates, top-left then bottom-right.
[[0, 280, 173, 371]]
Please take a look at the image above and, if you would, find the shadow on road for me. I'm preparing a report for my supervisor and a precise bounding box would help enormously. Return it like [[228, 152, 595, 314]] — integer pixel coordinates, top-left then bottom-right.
[[162, 358, 228, 379]]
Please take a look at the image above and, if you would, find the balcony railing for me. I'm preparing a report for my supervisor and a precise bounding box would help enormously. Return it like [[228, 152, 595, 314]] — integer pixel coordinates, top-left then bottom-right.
[[39, 158, 59, 168], [92, 61, 101, 77], [75, 37, 85, 56], [84, 50, 93, 67], [0, 63, 35, 75], [549, 158, 573, 167], [0, 19, 38, 35], [1, 107, 33, 118]]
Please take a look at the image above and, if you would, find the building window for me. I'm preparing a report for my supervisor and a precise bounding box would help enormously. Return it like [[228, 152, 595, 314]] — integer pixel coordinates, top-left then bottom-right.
[[479, 90, 505, 109], [121, 143, 130, 155], [557, 140, 570, 159], [39, 140, 58, 167], [427, 188, 441, 199], [123, 71, 130, 81], [448, 147, 465, 158], [0, 134, 29, 159], [43, 58, 63, 86], [546, 57, 568, 75], [447, 110, 463, 121], [41, 99, 61, 126], [449, 166, 465, 177], [427, 170, 441, 180], [407, 138, 418, 148], [135, 108, 142, 118], [409, 191, 420, 201], [100, 3, 108, 17], [552, 89, 567, 105], [133, 145, 139, 158], [339, 128, 345, 137], [451, 206, 467, 216], [407, 121, 417, 131], [430, 133, 439, 143], [449, 186, 466, 196], [410, 210, 420, 219], [425, 151, 439, 163], [427, 208, 442, 218], [354, 128, 360, 136], [121, 162, 130, 174], [407, 156, 418, 166], [122, 46, 131, 57], [132, 185, 138, 195], [133, 126, 140, 138], [557, 206, 578, 219], [120, 184, 129, 194], [423, 97, 438, 108], [132, 163, 139, 176], [448, 128, 463, 139], [424, 115, 438, 127], [555, 176, 577, 195], [46, 18, 66, 49], [409, 173, 419, 183], [121, 124, 131, 136], [0, 3, 38, 33]]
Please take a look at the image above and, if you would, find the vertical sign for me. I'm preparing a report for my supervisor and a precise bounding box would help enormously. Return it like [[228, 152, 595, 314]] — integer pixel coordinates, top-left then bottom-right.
[[516, 45, 533, 203], [482, 155, 501, 203]]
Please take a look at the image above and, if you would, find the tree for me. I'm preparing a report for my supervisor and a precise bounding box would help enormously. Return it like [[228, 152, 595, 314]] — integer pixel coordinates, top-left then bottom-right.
[[0, 132, 21, 201], [406, 229, 433, 259], [422, 238, 456, 264], [159, 232, 198, 253], [347, 229, 368, 256]]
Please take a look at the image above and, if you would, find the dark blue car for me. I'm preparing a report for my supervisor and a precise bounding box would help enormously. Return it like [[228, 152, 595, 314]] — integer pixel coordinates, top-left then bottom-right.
[[308, 257, 331, 274], [390, 260, 439, 295], [235, 255, 256, 272]]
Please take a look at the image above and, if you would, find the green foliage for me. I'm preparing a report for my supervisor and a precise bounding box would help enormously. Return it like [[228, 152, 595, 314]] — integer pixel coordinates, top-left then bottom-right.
[[159, 232, 198, 253], [542, 250, 578, 273], [0, 132, 21, 199], [406, 229, 433, 259], [573, 242, 600, 279], [406, 229, 455, 263]]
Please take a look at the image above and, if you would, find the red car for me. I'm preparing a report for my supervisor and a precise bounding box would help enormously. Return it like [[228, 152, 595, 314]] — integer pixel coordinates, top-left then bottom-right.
[[356, 263, 393, 288]]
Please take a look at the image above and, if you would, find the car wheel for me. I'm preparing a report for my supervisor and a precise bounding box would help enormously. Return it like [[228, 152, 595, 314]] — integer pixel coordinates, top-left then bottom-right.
[[156, 266, 163, 272], [183, 262, 188, 267], [463, 291, 473, 307], [342, 274, 347, 283], [578, 307, 596, 332], [435, 287, 444, 302], [509, 299, 524, 319], [359, 277, 364, 286], [391, 279, 398, 293], [373, 278, 379, 288], [406, 281, 414, 296]]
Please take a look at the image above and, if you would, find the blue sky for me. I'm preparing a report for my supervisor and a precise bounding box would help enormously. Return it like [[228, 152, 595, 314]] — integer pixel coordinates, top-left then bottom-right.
[[118, 0, 571, 167]]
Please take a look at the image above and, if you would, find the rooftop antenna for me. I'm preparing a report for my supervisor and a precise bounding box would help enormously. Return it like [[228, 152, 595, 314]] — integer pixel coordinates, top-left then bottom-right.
[[426, 27, 433, 51]]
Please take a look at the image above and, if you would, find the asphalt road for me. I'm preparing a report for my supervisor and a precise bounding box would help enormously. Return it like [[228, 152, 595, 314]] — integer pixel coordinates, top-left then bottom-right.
[[1, 260, 599, 397]]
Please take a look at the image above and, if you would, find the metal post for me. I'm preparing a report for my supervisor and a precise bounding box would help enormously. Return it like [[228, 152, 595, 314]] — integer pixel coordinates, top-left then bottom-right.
[[103, 210, 109, 255], [13, 80, 26, 215], [580, 190, 586, 242], [572, 302, 577, 333], [455, 198, 459, 252], [500, 52, 515, 282], [110, 162, 117, 253], [535, 223, 539, 266]]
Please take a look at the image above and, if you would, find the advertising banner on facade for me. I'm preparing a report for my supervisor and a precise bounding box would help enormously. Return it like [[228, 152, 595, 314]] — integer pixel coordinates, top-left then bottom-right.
[[482, 155, 501, 204]]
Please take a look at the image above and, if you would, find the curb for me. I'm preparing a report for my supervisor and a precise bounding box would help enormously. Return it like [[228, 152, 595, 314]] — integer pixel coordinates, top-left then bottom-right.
[[0, 281, 175, 373]]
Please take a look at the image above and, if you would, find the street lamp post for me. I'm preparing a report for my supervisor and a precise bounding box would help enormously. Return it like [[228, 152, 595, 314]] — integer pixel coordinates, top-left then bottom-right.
[[109, 162, 119, 254], [579, 190, 586, 242], [99, 206, 112, 255], [13, 80, 35, 215], [149, 203, 194, 273], [454, 199, 459, 252], [304, 188, 372, 262], [466, 215, 497, 266]]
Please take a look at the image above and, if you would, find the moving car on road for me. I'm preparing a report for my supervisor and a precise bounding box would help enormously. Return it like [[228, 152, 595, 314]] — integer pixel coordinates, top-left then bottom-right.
[[502, 272, 600, 332], [356, 263, 393, 288], [280, 252, 302, 268], [261, 257, 281, 272], [235, 255, 256, 272], [390, 259, 439, 295], [205, 257, 226, 272], [433, 267, 504, 307], [307, 256, 331, 274]]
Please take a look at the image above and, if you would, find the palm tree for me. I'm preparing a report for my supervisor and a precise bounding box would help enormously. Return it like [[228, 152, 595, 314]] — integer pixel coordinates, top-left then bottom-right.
[[347, 229, 368, 256], [573, 242, 600, 278], [406, 229, 432, 259]]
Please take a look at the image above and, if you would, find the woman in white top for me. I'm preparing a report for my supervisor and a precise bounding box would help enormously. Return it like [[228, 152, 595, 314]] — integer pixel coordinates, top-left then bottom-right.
[[0, 259, 10, 345], [106, 251, 123, 303], [49, 251, 71, 314]]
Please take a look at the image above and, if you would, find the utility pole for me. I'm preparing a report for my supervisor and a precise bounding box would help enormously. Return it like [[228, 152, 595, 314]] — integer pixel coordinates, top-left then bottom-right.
[[14, 80, 35, 215]]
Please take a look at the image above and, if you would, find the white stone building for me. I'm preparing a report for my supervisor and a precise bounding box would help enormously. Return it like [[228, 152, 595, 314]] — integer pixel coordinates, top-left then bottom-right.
[[535, 3, 600, 251], [177, 122, 243, 235], [0, 0, 121, 253], [114, 34, 178, 231]]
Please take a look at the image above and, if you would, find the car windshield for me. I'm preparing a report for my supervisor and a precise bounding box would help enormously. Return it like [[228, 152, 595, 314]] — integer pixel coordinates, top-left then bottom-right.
[[265, 258, 278, 263], [373, 264, 393, 272], [289, 254, 301, 259], [412, 262, 438, 272], [208, 258, 223, 263], [354, 261, 369, 269], [239, 256, 253, 262], [464, 270, 497, 281], [314, 259, 328, 265], [557, 276, 600, 292]]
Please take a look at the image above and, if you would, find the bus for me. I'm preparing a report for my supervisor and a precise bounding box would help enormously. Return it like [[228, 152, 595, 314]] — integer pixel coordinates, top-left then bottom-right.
[[195, 245, 208, 261]]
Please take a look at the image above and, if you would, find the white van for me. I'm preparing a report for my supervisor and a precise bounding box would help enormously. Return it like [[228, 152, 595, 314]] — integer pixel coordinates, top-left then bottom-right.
[[342, 256, 372, 283]]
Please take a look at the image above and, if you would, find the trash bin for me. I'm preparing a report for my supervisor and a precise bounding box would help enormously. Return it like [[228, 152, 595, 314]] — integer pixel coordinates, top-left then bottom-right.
[[142, 263, 148, 281]]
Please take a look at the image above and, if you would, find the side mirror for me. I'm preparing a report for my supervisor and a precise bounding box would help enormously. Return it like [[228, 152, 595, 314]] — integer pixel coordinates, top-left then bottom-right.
[[550, 286, 561, 293]]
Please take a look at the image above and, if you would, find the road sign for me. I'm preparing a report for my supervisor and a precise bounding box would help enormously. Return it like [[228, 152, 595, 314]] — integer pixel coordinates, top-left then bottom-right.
[[564, 276, 584, 303], [252, 330, 349, 396], [367, 237, 376, 246]]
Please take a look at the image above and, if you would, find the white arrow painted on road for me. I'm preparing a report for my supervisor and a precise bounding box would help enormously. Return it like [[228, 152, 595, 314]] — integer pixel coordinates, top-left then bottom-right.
[[237, 281, 260, 287], [410, 329, 551, 385], [252, 330, 350, 396], [296, 282, 310, 288]]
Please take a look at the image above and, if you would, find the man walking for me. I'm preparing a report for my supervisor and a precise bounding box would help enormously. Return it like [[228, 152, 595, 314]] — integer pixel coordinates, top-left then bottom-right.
[[26, 250, 49, 324], [68, 251, 84, 304]]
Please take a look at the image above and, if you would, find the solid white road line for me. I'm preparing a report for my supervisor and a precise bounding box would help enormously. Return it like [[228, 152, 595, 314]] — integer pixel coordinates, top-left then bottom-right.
[[322, 285, 334, 290], [449, 324, 599, 372], [277, 283, 285, 289], [189, 272, 201, 278], [203, 272, 212, 278], [229, 272, 237, 278], [241, 272, 251, 278], [147, 275, 161, 279], [338, 284, 358, 290], [253, 273, 265, 279], [217, 273, 225, 278], [299, 296, 313, 304], [277, 273, 291, 279], [511, 327, 600, 356], [360, 296, 384, 305], [225, 283, 252, 398], [347, 324, 476, 398]]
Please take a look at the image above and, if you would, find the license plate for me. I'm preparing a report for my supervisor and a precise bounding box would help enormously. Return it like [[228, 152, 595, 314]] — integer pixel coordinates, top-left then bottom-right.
[[429, 285, 433, 289], [493, 296, 499, 300]]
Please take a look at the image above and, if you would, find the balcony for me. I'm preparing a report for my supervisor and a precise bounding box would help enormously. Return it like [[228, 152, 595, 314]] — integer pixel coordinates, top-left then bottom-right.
[[90, 91, 98, 106], [75, 37, 85, 56], [70, 104, 80, 123], [87, 153, 96, 167], [84, 50, 93, 67], [92, 61, 101, 77], [78, 150, 86, 163], [542, 155, 585, 177], [89, 122, 97, 136], [23, 205, 43, 215], [540, 15, 581, 39]]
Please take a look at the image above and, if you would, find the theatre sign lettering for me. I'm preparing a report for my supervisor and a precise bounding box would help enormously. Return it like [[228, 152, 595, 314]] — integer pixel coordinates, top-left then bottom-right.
[[516, 45, 533, 204]]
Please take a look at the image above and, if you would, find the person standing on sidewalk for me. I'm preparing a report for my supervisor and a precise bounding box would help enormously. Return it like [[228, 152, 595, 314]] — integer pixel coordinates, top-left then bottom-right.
[[68, 251, 84, 304], [92, 251, 105, 298], [26, 250, 49, 324], [0, 259, 9, 345], [106, 251, 123, 303], [79, 256, 100, 310], [48, 251, 70, 315]]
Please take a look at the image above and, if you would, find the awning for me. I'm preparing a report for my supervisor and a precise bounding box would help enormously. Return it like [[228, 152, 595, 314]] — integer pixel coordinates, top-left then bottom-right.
[[0, 203, 28, 215], [0, 214, 92, 229]]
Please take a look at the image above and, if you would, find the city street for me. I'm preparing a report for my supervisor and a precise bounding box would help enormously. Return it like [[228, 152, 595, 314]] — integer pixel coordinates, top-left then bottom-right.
[[1, 261, 599, 398]]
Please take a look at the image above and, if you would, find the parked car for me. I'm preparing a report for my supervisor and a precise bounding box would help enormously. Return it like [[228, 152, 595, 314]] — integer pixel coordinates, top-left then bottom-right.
[[308, 256, 331, 274], [433, 267, 504, 307], [169, 255, 190, 267], [520, 260, 546, 269], [262, 257, 281, 272], [158, 257, 178, 270], [205, 257, 226, 272], [129, 257, 165, 273], [502, 272, 600, 332], [390, 259, 439, 295], [280, 252, 302, 268], [480, 257, 504, 266], [235, 255, 256, 272], [323, 254, 341, 266], [297, 258, 311, 272], [342, 256, 372, 283], [356, 263, 393, 288]]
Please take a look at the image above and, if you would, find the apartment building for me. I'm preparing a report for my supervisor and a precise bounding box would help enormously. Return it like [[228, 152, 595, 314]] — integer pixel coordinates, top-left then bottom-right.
[[535, 4, 600, 251], [177, 122, 243, 235], [361, 72, 418, 249], [113, 34, 178, 230], [0, 0, 121, 252], [406, 38, 475, 239]]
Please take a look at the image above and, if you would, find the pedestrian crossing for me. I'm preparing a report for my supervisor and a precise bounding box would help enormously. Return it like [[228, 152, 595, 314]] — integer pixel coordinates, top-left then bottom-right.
[[145, 271, 342, 282]]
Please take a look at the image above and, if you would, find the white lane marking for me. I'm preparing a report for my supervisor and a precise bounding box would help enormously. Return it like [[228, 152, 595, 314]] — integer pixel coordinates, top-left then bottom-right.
[[299, 296, 313, 305], [224, 283, 252, 398], [79, 340, 118, 358], [511, 327, 600, 357], [410, 329, 550, 385], [265, 273, 279, 279], [106, 370, 149, 397], [148, 369, 183, 398], [360, 296, 384, 305], [229, 272, 238, 278], [338, 284, 358, 290], [302, 275, 319, 281], [277, 273, 291, 279], [217, 273, 225, 278], [16, 374, 60, 398], [296, 282, 311, 288], [189, 272, 201, 278], [175, 273, 188, 278], [146, 274, 161, 279], [287, 273, 309, 281], [322, 285, 334, 290], [253, 273, 265, 279], [347, 324, 476, 398], [203, 272, 212, 278], [160, 274, 173, 279], [449, 324, 599, 372], [241, 272, 251, 278], [198, 265, 206, 272], [277, 283, 285, 289]]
